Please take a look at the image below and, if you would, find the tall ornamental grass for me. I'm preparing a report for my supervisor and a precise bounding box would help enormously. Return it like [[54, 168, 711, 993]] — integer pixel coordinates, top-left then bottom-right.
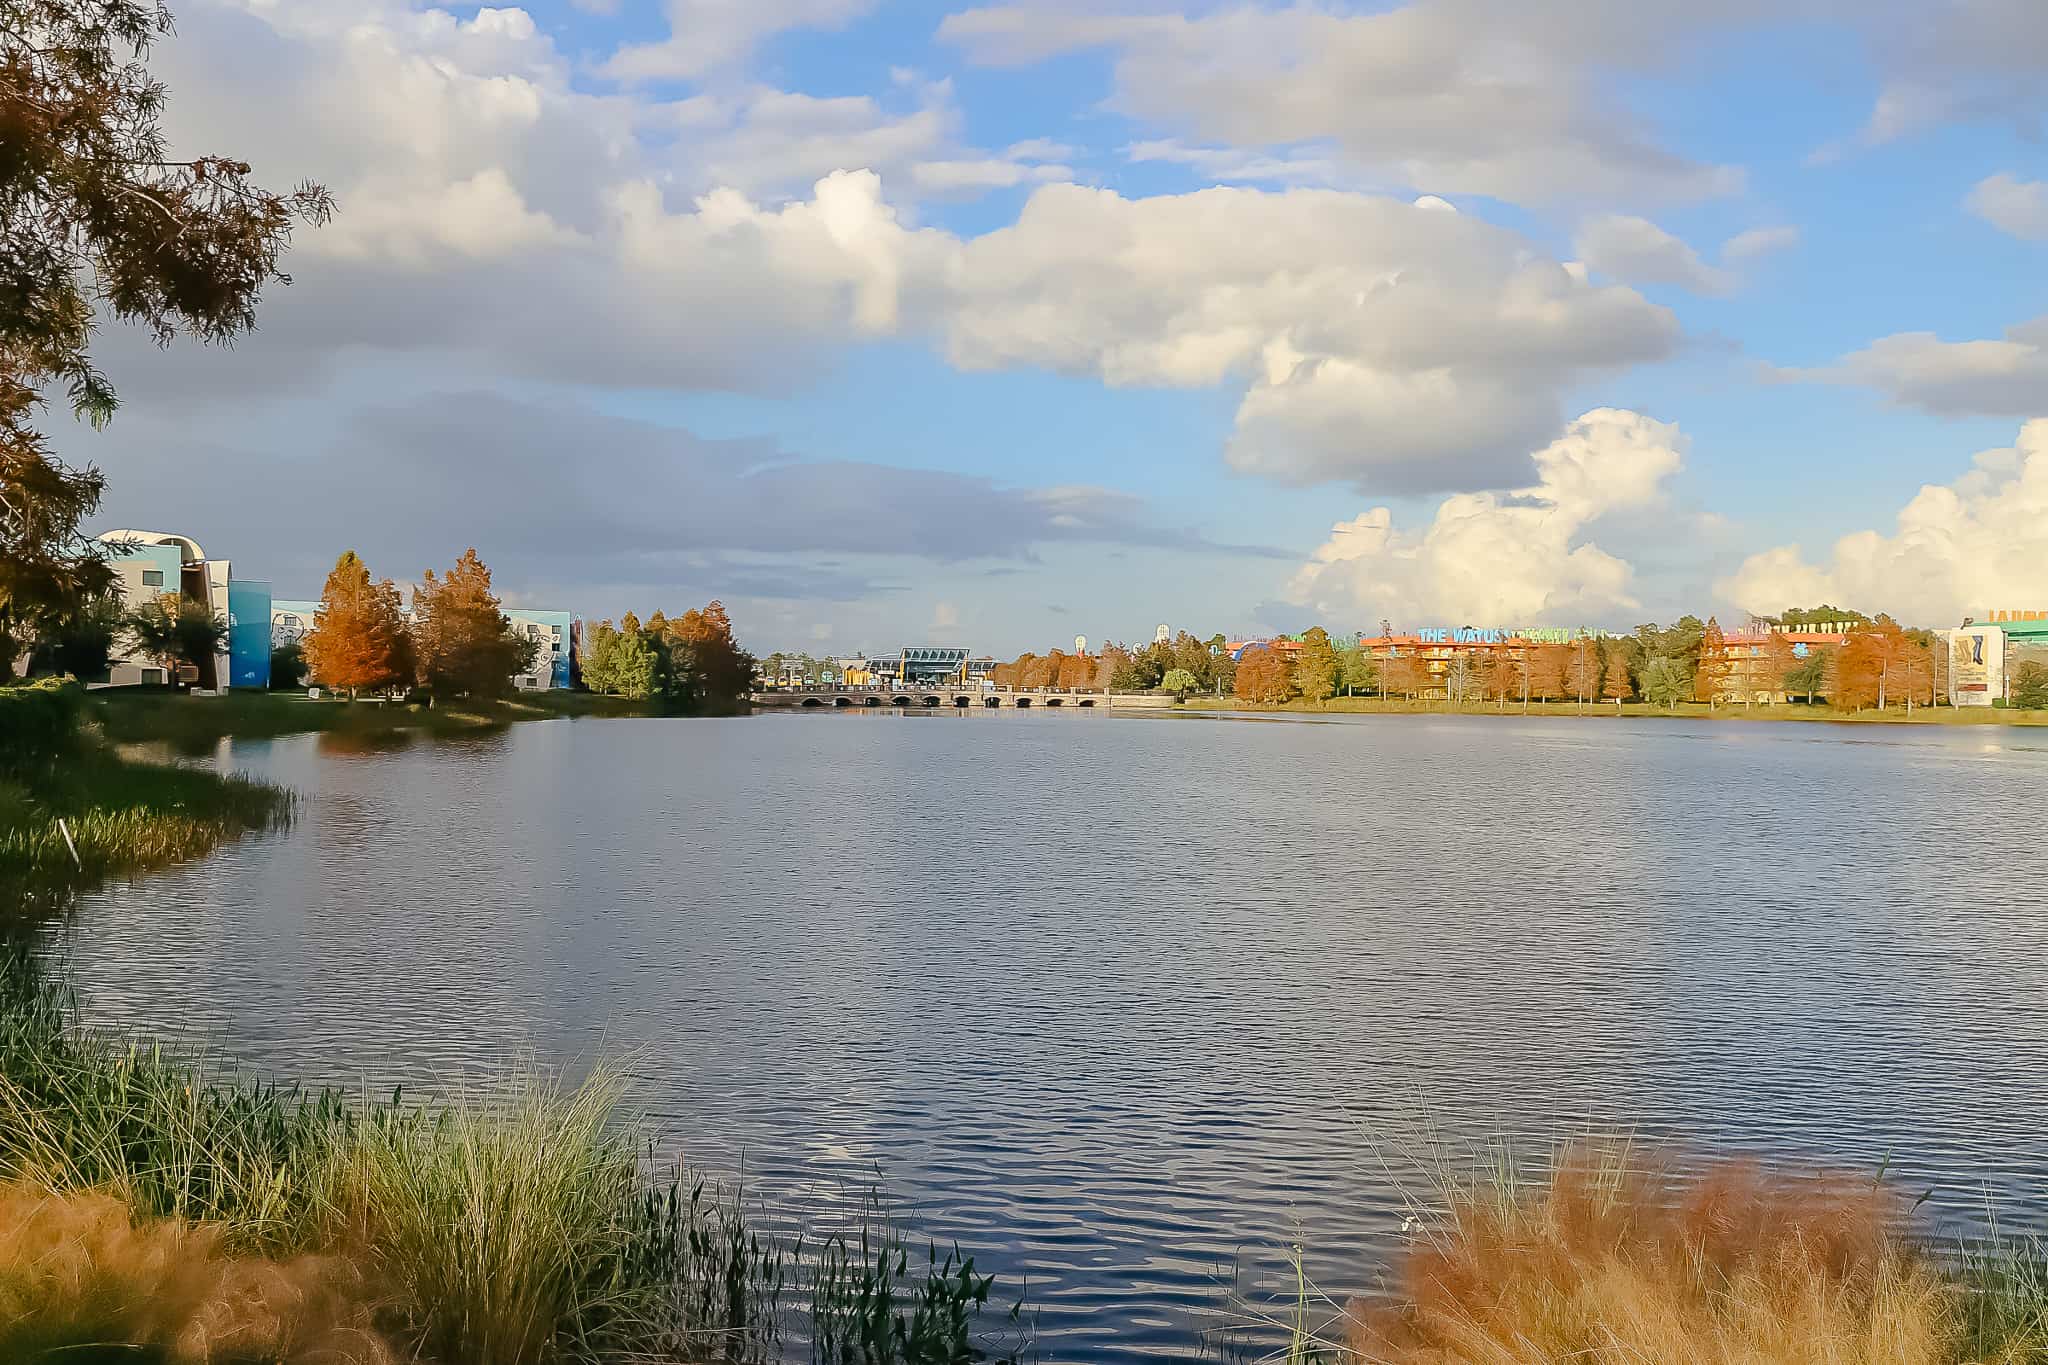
[[1327, 1143, 2048, 1365], [0, 956, 1016, 1364]]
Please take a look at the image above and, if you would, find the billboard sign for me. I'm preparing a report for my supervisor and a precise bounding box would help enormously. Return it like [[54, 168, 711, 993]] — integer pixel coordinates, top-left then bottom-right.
[[1948, 626, 2005, 706]]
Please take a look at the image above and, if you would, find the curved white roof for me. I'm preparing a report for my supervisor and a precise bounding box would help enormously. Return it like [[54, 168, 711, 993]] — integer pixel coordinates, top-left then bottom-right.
[[98, 529, 206, 562]]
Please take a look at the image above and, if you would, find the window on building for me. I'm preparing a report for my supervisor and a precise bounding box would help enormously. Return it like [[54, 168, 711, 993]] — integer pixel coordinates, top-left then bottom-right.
[[141, 569, 164, 587], [141, 668, 165, 684]]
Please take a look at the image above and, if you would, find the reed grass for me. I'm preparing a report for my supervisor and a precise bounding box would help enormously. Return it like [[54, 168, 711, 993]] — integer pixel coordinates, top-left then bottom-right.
[[0, 955, 1022, 1364], [0, 748, 291, 888]]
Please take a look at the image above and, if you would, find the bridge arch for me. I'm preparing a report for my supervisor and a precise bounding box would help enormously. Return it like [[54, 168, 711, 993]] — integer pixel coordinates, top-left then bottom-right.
[[890, 695, 912, 707], [921, 695, 941, 707], [984, 696, 1001, 708], [952, 695, 970, 707], [1077, 698, 1096, 707], [1015, 697, 1032, 707], [1045, 697, 1064, 706], [801, 697, 823, 707], [864, 696, 882, 706], [834, 696, 852, 707]]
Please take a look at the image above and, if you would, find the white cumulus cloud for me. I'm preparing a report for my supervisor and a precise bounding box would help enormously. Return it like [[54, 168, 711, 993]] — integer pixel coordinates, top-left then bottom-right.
[[1967, 173, 2048, 241], [1720, 420, 2048, 625], [1285, 409, 1687, 625], [936, 184, 1678, 492]]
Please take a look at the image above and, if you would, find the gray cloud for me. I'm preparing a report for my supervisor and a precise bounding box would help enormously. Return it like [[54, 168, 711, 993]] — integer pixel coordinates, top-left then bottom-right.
[[78, 391, 1282, 613], [1773, 315, 2048, 415]]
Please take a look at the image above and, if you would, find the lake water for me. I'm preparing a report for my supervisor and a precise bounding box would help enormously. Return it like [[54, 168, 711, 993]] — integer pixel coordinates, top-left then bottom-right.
[[50, 709, 2048, 1361]]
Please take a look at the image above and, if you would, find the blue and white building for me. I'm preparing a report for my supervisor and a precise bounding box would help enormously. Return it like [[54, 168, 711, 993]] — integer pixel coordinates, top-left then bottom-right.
[[96, 530, 271, 689]]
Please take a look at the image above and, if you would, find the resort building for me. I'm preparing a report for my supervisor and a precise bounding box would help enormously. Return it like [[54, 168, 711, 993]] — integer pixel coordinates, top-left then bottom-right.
[[95, 530, 271, 689], [508, 609, 574, 690], [271, 599, 320, 645], [1349, 629, 1613, 699], [895, 646, 971, 685], [1704, 626, 1850, 705]]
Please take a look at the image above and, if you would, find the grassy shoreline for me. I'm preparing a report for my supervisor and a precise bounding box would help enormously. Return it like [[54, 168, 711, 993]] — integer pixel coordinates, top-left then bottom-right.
[[1180, 695, 2048, 725], [88, 687, 653, 752], [3, 685, 649, 908]]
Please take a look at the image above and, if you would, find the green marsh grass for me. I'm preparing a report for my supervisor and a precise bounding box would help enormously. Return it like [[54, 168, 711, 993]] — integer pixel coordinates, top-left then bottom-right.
[[0, 748, 291, 890]]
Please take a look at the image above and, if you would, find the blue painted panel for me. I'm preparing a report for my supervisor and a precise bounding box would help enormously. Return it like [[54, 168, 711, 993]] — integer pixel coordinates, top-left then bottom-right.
[[227, 580, 272, 689]]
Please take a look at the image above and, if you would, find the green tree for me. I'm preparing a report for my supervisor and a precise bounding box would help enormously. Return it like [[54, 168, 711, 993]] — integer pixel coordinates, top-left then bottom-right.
[[0, 1, 330, 652], [1641, 655, 1688, 708], [608, 629, 660, 699], [1784, 650, 1828, 704], [1292, 627, 1339, 703], [579, 620, 623, 695], [1111, 648, 1161, 691], [1776, 604, 1867, 629], [122, 592, 225, 685], [269, 639, 305, 690], [1160, 667, 1197, 697], [1338, 644, 1377, 697], [25, 590, 121, 679], [2011, 661, 2048, 711]]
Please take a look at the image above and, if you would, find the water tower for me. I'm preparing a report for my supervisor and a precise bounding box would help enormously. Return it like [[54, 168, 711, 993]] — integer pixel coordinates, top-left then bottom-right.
[[1074, 634, 1088, 655], [1154, 623, 1170, 644]]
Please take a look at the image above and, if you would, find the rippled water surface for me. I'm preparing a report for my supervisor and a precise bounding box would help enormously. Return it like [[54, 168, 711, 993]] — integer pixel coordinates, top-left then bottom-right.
[[52, 710, 2048, 1361]]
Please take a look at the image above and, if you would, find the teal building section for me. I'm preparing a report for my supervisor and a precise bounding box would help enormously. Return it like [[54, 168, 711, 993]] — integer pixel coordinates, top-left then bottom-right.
[[120, 542, 185, 599], [227, 580, 272, 689]]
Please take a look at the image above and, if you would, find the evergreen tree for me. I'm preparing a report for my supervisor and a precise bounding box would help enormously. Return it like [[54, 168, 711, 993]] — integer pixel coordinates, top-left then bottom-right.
[[1338, 644, 1377, 697], [1291, 627, 1339, 703]]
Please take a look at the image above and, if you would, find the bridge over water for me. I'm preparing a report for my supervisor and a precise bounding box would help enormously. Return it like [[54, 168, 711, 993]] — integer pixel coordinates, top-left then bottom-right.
[[750, 688, 1176, 710]]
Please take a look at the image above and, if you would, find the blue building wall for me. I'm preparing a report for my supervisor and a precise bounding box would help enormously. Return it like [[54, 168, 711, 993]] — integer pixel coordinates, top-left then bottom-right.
[[227, 580, 272, 689]]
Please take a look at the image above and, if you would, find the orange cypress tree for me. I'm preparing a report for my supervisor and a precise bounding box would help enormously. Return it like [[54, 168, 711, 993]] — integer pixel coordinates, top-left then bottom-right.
[[1835, 616, 1915, 711], [1233, 644, 1294, 704], [1527, 643, 1570, 701], [1601, 641, 1633, 710], [302, 551, 410, 697], [411, 548, 533, 698], [1695, 617, 1729, 705]]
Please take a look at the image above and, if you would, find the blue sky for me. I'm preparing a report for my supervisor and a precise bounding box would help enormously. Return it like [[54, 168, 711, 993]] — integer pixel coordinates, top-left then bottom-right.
[[68, 0, 2048, 655]]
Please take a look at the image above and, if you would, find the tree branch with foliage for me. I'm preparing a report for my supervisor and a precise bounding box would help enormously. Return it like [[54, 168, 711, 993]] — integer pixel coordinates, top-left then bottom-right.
[[0, 0, 330, 656]]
